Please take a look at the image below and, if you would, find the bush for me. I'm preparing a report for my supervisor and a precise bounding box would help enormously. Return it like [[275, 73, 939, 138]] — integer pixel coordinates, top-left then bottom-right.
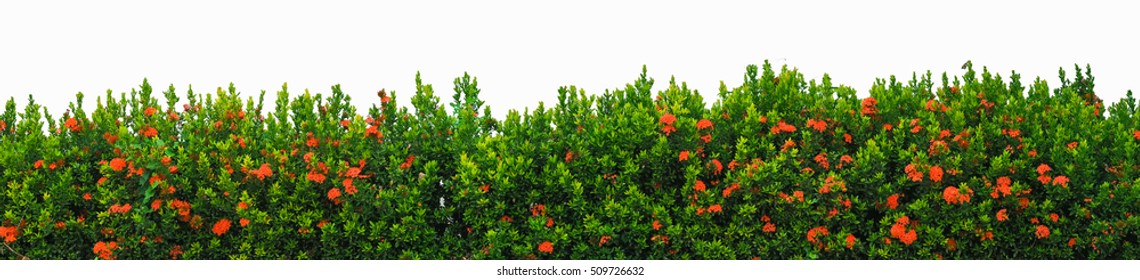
[[1, 62, 1138, 259]]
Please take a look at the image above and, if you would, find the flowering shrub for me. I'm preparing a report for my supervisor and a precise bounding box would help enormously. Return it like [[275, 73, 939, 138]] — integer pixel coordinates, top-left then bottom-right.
[[1, 62, 1139, 260]]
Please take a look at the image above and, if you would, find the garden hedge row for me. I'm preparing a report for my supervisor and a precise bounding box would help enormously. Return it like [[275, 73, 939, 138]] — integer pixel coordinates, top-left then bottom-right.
[[1, 62, 1139, 259]]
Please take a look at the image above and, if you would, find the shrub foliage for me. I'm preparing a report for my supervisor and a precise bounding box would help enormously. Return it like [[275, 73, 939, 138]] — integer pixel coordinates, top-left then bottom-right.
[[1, 62, 1139, 259]]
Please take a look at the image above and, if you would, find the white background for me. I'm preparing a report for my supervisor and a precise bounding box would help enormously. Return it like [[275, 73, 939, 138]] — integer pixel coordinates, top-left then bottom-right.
[[2, 0, 1138, 121], [2, 0, 1139, 277]]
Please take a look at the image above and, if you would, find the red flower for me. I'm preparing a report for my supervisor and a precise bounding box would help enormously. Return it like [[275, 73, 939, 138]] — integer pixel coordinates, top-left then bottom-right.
[[565, 151, 574, 163], [709, 159, 723, 175], [140, 126, 158, 137], [538, 241, 554, 254], [34, 160, 43, 169], [144, 107, 157, 117], [806, 119, 826, 132], [997, 209, 1009, 222], [599, 236, 611, 246], [93, 241, 116, 260], [343, 179, 358, 195], [887, 194, 900, 210], [239, 218, 250, 227], [806, 226, 829, 244], [929, 165, 944, 182], [109, 203, 132, 214], [1035, 225, 1050, 239], [306, 134, 319, 148], [904, 163, 923, 182], [846, 234, 856, 249], [212, 219, 232, 236], [237, 201, 249, 211], [899, 229, 918, 245], [151, 199, 163, 211], [814, 153, 830, 170], [659, 113, 677, 136], [327, 187, 342, 204], [0, 226, 17, 243], [843, 133, 852, 143], [546, 218, 554, 227], [762, 223, 776, 233], [1037, 164, 1052, 175], [696, 119, 713, 130], [1053, 176, 1070, 187], [942, 186, 961, 204], [861, 97, 878, 116], [653, 220, 662, 231], [707, 204, 722, 213], [793, 191, 804, 202], [1069, 238, 1077, 247], [109, 158, 127, 172], [1134, 130, 1140, 140], [693, 180, 706, 192], [678, 150, 690, 162], [1050, 213, 1059, 223], [399, 155, 416, 170], [531, 204, 546, 217], [947, 238, 957, 251]]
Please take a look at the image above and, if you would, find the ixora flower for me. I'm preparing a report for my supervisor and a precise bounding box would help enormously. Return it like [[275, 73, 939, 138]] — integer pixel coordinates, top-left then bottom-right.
[[538, 241, 554, 254], [212, 219, 232, 236], [696, 119, 713, 130]]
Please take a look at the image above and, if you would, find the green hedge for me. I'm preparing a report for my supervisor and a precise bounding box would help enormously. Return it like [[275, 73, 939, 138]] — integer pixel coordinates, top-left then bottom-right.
[[1, 62, 1138, 259]]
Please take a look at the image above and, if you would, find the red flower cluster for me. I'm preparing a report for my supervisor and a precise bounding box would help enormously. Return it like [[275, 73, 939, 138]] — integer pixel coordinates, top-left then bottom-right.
[[806, 119, 826, 132], [109, 203, 132, 214], [806, 226, 829, 247], [109, 158, 127, 172], [538, 241, 554, 254], [889, 216, 917, 246], [0, 226, 17, 243], [996, 209, 1009, 222], [904, 163, 923, 182], [722, 183, 741, 198], [1052, 175, 1070, 188], [659, 113, 677, 136], [328, 187, 343, 204], [693, 180, 706, 192], [213, 219, 232, 236], [65, 117, 81, 132], [399, 155, 416, 170], [707, 204, 722, 214], [93, 241, 118, 260], [1037, 164, 1053, 184], [992, 176, 1013, 198], [929, 165, 944, 182], [770, 120, 797, 135], [250, 163, 273, 181], [1035, 225, 1050, 239], [846, 234, 856, 249], [886, 194, 900, 210], [861, 97, 878, 116], [696, 119, 713, 130], [942, 186, 971, 204], [678, 150, 690, 162]]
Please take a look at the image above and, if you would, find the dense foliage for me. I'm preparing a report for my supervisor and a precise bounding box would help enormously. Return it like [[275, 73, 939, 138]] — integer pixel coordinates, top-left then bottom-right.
[[1, 62, 1139, 259]]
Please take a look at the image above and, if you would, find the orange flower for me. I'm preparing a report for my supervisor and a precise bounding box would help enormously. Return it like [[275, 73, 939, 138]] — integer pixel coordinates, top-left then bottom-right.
[[1038, 175, 1052, 185], [947, 238, 957, 251], [399, 155, 415, 170], [707, 204, 722, 213], [659, 113, 677, 136], [694, 180, 706, 192], [237, 201, 249, 211], [762, 223, 776, 233], [546, 218, 554, 227], [239, 218, 250, 227], [653, 220, 662, 231], [109, 203, 132, 214], [887, 194, 900, 210], [151, 199, 163, 211], [565, 151, 574, 163], [327, 187, 342, 204], [845, 234, 856, 249], [861, 97, 878, 116], [144, 107, 157, 116], [1134, 130, 1140, 140], [806, 119, 826, 132], [904, 163, 923, 182], [34, 160, 44, 169], [140, 126, 158, 137], [0, 226, 17, 243], [1053, 176, 1069, 187], [109, 158, 127, 172], [1067, 141, 1078, 149], [806, 226, 829, 244], [1068, 238, 1077, 247], [343, 179, 358, 195], [599, 235, 611, 246], [997, 209, 1009, 222], [709, 159, 723, 175], [899, 229, 918, 245], [696, 119, 713, 130], [1037, 163, 1052, 175], [943, 186, 960, 204], [252, 163, 273, 181], [1035, 225, 1050, 239], [1050, 213, 1059, 223], [678, 150, 690, 162], [843, 133, 852, 143], [212, 219, 232, 236], [793, 191, 804, 202], [538, 241, 554, 254], [814, 153, 830, 170], [929, 165, 944, 182], [531, 204, 546, 217], [93, 241, 116, 260]]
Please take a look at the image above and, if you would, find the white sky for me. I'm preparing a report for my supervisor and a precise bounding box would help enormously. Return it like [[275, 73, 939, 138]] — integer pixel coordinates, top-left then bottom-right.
[[2, 1, 1137, 120]]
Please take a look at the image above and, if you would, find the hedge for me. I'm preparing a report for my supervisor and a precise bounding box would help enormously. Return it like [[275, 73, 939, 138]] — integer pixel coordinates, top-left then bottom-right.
[[1, 61, 1138, 260]]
